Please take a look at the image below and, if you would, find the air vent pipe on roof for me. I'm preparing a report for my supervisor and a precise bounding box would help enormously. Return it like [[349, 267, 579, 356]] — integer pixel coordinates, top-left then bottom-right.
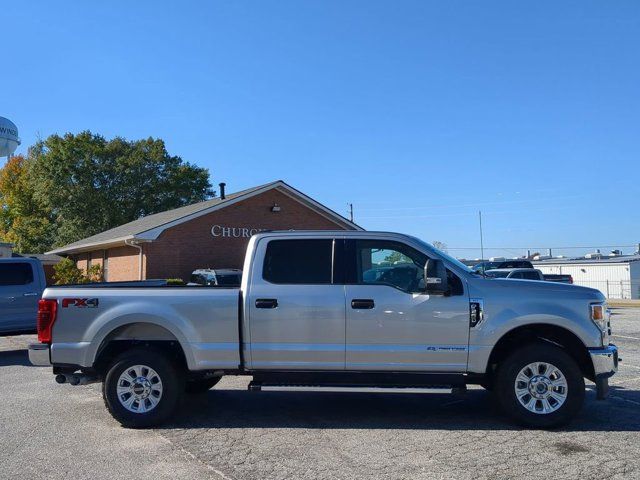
[[219, 182, 226, 200]]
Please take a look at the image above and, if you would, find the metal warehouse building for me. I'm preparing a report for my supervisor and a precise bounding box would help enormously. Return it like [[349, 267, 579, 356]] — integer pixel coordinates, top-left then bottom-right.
[[533, 255, 640, 300], [47, 180, 361, 282]]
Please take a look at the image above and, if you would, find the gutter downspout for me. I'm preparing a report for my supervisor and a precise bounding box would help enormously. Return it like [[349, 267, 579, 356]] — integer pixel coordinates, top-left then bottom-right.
[[124, 239, 144, 280]]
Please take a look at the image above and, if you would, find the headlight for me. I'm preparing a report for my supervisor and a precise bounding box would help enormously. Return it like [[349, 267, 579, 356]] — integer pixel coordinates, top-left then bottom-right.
[[590, 302, 610, 344]]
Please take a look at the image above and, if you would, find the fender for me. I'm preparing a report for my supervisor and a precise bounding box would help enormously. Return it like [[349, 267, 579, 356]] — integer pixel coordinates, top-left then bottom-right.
[[467, 300, 601, 374], [81, 301, 198, 370]]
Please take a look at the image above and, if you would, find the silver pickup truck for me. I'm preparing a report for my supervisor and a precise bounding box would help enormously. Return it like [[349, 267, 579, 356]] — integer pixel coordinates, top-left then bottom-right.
[[29, 231, 619, 428]]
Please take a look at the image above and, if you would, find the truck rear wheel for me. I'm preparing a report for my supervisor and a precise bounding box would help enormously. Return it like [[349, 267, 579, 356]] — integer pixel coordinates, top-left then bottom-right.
[[495, 343, 585, 428], [102, 347, 184, 428]]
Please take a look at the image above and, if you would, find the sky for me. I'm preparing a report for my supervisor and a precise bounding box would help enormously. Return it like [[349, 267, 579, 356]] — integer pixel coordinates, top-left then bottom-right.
[[2, 1, 639, 259]]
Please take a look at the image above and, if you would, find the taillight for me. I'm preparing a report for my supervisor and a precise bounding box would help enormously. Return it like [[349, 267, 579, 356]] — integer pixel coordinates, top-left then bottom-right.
[[569, 276, 574, 284], [37, 299, 58, 343]]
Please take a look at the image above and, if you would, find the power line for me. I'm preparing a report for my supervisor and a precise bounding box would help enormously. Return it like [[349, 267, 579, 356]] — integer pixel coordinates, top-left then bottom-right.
[[447, 245, 637, 250]]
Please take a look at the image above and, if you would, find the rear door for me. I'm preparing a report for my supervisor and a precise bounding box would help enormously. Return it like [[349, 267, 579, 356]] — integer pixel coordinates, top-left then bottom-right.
[[0, 261, 40, 332], [246, 237, 346, 370], [343, 239, 470, 372]]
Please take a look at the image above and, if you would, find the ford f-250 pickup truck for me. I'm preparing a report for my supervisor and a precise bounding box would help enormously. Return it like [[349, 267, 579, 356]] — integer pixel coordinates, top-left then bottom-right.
[[29, 231, 619, 428]]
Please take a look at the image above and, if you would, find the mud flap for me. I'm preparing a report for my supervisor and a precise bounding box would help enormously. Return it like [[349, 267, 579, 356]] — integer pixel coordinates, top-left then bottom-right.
[[595, 376, 609, 400]]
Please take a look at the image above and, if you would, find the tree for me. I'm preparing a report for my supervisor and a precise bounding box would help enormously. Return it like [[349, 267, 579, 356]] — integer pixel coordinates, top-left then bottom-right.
[[0, 155, 55, 253], [432, 240, 448, 253], [0, 131, 214, 252]]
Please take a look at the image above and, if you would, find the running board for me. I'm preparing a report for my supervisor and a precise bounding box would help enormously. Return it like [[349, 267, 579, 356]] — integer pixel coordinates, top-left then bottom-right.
[[248, 382, 456, 394]]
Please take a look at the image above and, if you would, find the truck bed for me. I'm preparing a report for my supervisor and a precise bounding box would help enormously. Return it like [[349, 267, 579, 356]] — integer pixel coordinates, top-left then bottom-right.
[[44, 285, 242, 371]]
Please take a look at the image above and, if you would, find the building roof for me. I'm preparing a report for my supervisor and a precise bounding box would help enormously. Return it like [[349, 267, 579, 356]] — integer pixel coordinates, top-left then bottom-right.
[[533, 255, 640, 266], [47, 180, 362, 255]]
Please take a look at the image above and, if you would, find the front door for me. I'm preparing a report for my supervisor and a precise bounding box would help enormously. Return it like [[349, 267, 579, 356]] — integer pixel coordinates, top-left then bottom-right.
[[344, 239, 470, 372], [247, 238, 346, 370]]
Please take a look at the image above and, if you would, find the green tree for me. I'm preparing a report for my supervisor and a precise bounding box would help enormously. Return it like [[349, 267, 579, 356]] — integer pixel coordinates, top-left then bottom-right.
[[21, 131, 213, 250], [0, 155, 55, 253]]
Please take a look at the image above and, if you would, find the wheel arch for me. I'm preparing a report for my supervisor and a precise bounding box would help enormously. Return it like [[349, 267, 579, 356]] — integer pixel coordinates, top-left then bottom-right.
[[486, 323, 595, 382], [92, 321, 192, 374]]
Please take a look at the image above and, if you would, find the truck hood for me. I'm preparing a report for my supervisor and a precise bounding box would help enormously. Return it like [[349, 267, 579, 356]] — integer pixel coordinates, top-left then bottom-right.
[[478, 278, 605, 302]]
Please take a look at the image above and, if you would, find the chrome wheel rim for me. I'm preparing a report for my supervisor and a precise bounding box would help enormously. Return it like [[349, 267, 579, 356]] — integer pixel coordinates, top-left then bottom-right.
[[514, 362, 568, 415], [116, 364, 163, 413]]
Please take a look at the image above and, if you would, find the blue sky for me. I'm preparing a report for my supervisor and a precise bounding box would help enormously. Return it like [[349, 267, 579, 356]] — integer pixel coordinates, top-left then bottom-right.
[[3, 1, 639, 259]]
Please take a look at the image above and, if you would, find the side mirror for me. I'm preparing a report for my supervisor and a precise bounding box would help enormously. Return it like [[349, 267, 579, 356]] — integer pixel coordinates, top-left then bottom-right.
[[424, 259, 449, 295]]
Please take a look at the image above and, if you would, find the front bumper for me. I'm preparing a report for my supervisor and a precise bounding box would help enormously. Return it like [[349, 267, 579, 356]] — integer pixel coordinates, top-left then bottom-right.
[[589, 344, 618, 400], [590, 344, 619, 377], [28, 343, 51, 366]]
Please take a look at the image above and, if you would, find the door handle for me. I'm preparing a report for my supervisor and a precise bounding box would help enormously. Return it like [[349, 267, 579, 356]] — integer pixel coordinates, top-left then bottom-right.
[[351, 299, 375, 309], [23, 292, 39, 297], [255, 298, 278, 309]]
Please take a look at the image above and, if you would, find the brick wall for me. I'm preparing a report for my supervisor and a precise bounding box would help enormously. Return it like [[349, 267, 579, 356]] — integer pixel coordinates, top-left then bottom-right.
[[103, 245, 141, 281]]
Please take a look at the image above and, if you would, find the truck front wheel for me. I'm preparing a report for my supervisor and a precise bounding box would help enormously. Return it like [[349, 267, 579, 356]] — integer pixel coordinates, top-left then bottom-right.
[[495, 343, 585, 428], [102, 347, 185, 428]]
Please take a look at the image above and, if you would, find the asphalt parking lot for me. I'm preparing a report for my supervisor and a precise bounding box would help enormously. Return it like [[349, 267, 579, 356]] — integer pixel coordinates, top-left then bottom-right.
[[1, 308, 639, 480]]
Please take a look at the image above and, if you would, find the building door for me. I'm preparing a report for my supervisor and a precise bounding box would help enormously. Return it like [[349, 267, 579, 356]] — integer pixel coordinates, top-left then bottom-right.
[[344, 239, 470, 372], [247, 238, 346, 370]]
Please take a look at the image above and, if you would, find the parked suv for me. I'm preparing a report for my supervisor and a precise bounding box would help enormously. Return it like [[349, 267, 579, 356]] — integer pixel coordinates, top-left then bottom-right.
[[473, 259, 534, 273], [188, 268, 242, 287], [485, 268, 545, 281], [0, 258, 47, 335]]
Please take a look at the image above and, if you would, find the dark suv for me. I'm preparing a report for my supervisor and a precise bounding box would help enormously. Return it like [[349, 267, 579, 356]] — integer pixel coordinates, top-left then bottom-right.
[[473, 259, 533, 273]]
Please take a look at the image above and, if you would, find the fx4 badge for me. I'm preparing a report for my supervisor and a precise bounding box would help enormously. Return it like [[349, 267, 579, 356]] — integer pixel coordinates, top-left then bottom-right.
[[62, 298, 99, 308]]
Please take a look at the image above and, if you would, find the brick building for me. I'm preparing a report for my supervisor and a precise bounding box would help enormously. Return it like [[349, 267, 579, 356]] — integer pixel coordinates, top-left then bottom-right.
[[47, 180, 361, 282]]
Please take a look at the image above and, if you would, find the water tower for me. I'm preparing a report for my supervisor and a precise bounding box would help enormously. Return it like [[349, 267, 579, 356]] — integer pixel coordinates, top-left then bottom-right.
[[0, 116, 21, 160]]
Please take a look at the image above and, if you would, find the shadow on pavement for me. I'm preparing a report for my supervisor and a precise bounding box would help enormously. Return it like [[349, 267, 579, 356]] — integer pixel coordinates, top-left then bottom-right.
[[0, 349, 32, 367], [164, 385, 640, 432]]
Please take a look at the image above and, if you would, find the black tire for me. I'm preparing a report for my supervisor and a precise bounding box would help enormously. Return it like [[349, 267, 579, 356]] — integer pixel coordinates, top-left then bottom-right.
[[185, 376, 221, 394], [495, 342, 585, 428], [102, 347, 185, 428]]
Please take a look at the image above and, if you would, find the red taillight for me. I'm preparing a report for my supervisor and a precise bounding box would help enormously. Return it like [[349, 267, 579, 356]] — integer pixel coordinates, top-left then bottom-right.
[[569, 276, 574, 284], [37, 299, 58, 343]]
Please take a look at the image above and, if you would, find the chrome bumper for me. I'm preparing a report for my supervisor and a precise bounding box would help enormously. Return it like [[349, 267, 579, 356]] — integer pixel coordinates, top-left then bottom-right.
[[589, 344, 619, 378], [28, 343, 51, 366]]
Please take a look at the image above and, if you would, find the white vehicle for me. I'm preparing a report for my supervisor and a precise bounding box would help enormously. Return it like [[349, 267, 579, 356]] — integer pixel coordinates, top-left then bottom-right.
[[29, 231, 618, 428], [485, 268, 545, 281]]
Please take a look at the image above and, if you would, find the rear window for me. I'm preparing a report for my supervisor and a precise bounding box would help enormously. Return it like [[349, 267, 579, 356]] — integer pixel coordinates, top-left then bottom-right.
[[0, 262, 34, 286], [263, 239, 333, 284]]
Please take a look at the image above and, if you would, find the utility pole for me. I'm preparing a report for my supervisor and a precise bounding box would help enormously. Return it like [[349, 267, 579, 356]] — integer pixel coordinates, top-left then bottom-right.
[[349, 203, 354, 223], [479, 210, 485, 262]]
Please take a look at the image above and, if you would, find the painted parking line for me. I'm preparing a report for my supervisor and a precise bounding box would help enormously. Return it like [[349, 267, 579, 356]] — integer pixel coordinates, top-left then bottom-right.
[[612, 334, 640, 340]]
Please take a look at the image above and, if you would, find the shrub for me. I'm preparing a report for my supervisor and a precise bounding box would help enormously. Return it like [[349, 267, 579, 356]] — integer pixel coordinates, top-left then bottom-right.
[[53, 257, 103, 285]]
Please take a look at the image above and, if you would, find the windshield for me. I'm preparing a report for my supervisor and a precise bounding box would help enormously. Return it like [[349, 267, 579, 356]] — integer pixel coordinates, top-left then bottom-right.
[[412, 237, 475, 274]]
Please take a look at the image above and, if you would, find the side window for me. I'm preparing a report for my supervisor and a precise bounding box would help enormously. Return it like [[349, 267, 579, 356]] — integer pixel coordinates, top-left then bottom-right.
[[354, 240, 426, 293], [0, 262, 34, 286], [263, 239, 333, 284], [509, 272, 523, 279], [351, 240, 464, 295], [521, 271, 540, 280]]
